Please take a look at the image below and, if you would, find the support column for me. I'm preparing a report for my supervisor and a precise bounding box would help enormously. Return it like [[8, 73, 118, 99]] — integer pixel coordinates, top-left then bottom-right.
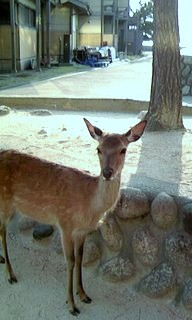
[[46, 0, 51, 68], [124, 0, 130, 55], [101, 0, 104, 46], [10, 0, 17, 73], [113, 0, 117, 48], [36, 0, 41, 71]]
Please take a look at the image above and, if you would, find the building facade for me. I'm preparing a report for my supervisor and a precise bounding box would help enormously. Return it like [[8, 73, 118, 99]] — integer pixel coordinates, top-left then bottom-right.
[[79, 0, 131, 51], [0, 0, 140, 72]]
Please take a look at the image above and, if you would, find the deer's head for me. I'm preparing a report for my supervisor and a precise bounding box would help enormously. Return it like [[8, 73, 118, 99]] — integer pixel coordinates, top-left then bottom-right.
[[84, 118, 147, 181]]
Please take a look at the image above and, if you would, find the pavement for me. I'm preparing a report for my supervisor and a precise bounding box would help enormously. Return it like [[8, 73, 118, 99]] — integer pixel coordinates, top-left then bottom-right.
[[0, 53, 192, 112]]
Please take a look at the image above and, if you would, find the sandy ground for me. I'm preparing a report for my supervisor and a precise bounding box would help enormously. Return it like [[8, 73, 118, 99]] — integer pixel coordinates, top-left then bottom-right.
[[0, 109, 192, 320]]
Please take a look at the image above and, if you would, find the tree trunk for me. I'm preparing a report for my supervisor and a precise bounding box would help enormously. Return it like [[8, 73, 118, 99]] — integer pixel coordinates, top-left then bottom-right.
[[146, 0, 184, 131]]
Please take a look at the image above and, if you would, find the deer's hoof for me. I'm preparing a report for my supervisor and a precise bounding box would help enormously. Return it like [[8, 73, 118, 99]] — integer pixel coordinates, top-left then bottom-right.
[[82, 295, 92, 304], [8, 275, 18, 284], [66, 300, 80, 316], [69, 306, 80, 316]]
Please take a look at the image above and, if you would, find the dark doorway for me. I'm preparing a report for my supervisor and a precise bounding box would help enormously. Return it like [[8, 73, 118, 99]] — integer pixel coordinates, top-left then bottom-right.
[[63, 34, 70, 63], [118, 28, 124, 52]]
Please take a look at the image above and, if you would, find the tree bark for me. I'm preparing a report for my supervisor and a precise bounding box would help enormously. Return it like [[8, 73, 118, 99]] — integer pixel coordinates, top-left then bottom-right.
[[146, 0, 184, 131]]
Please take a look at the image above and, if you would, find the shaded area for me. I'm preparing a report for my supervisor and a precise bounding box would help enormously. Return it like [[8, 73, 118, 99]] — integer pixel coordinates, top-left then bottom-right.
[[127, 126, 192, 199]]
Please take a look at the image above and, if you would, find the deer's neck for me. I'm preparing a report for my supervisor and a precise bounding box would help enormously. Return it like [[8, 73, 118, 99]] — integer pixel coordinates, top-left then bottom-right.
[[92, 174, 121, 215]]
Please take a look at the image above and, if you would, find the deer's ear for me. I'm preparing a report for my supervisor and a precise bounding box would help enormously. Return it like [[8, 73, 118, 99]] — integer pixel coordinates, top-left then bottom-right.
[[84, 118, 103, 141], [125, 120, 147, 143]]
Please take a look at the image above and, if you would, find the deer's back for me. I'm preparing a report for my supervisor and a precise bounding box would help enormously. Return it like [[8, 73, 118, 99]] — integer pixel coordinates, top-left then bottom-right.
[[0, 150, 98, 227]]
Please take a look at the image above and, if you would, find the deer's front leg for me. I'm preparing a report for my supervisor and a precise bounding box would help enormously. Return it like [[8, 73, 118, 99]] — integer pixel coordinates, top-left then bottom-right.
[[62, 232, 80, 316], [75, 236, 92, 304]]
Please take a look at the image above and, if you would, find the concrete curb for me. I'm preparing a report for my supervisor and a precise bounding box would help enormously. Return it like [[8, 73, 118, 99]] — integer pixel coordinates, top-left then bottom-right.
[[1, 97, 192, 115]]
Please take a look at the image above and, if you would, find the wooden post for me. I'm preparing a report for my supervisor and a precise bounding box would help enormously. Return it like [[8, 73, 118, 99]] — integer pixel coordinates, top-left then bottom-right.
[[36, 0, 41, 71], [10, 0, 17, 72], [124, 0, 130, 55], [113, 0, 117, 48], [115, 0, 119, 51], [46, 0, 51, 68], [101, 0, 104, 46]]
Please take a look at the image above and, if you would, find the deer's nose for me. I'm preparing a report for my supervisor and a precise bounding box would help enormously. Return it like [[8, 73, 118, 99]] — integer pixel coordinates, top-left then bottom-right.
[[103, 168, 113, 180]]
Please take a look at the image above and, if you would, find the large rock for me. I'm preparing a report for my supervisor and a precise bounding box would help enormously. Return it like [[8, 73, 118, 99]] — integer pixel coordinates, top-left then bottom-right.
[[99, 213, 123, 252], [151, 192, 178, 229], [165, 231, 192, 267], [0, 105, 11, 116], [116, 187, 150, 220], [100, 256, 135, 281], [138, 262, 176, 297], [132, 227, 159, 266]]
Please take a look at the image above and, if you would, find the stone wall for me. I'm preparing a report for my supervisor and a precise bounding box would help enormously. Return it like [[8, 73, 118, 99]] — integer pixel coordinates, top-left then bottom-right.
[[181, 54, 192, 96], [45, 187, 192, 312], [19, 186, 192, 313]]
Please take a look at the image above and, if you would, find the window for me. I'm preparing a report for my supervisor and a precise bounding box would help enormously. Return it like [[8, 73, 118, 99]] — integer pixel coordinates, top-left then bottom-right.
[[0, 2, 10, 25], [18, 4, 35, 27], [104, 16, 113, 34]]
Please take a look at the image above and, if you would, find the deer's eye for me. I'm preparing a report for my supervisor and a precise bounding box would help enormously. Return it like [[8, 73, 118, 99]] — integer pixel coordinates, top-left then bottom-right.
[[97, 148, 102, 155], [120, 148, 126, 155]]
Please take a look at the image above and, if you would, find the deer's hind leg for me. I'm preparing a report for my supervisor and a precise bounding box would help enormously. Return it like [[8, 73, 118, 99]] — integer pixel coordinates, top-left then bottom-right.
[[75, 235, 92, 304], [0, 221, 17, 284]]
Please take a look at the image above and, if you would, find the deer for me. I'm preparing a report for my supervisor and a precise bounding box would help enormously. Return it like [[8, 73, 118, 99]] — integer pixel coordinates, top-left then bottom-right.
[[0, 118, 147, 316]]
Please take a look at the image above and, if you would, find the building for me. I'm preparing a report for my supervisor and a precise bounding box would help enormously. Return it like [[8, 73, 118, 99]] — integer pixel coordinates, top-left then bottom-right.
[[79, 0, 131, 51], [0, 0, 141, 72]]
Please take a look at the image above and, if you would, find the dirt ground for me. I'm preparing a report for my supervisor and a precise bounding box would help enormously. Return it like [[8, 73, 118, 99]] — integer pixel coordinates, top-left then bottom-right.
[[0, 109, 192, 320]]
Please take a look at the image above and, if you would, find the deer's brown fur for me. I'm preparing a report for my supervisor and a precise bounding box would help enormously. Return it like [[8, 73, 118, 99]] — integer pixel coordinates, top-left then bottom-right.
[[0, 118, 147, 315]]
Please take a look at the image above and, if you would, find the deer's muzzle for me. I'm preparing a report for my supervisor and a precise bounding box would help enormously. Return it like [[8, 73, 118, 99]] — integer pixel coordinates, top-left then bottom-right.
[[102, 168, 113, 180]]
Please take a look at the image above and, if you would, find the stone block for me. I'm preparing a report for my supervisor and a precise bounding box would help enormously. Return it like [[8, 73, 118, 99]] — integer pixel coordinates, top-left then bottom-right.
[[182, 65, 191, 77], [138, 262, 176, 297], [132, 227, 159, 266], [83, 240, 101, 266], [165, 231, 192, 266], [151, 192, 177, 229], [18, 216, 37, 231], [51, 229, 63, 254], [182, 202, 192, 235], [182, 85, 190, 96], [100, 256, 135, 281], [116, 187, 150, 220], [183, 55, 192, 65], [182, 279, 192, 309], [99, 213, 123, 252]]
